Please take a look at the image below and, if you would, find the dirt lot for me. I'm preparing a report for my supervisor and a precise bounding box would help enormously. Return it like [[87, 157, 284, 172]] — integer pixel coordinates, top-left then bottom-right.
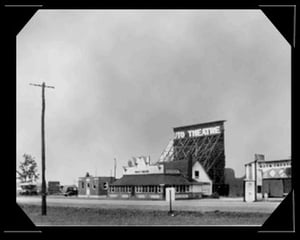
[[17, 195, 281, 213], [19, 204, 271, 226]]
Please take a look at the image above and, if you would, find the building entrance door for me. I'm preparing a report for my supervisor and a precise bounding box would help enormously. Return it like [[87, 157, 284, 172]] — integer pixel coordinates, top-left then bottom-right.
[[86, 183, 90, 196]]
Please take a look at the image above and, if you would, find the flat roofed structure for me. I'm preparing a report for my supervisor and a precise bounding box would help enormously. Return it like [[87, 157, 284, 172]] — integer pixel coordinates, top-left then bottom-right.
[[244, 156, 291, 202]]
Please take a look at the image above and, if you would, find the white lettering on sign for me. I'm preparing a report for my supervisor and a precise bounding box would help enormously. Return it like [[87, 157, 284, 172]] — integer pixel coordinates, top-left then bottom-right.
[[175, 126, 221, 139], [175, 131, 185, 139]]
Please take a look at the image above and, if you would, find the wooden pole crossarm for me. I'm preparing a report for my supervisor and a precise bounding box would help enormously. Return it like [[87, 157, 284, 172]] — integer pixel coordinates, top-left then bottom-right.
[[29, 83, 55, 89]]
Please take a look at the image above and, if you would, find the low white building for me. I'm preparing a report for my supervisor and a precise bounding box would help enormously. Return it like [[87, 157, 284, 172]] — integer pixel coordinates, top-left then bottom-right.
[[108, 156, 212, 200]]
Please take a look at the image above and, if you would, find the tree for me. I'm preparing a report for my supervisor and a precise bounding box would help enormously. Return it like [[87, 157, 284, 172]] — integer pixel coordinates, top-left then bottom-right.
[[17, 154, 39, 183]]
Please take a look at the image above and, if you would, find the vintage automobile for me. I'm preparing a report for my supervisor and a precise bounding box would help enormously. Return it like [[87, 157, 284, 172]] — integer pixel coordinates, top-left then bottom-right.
[[62, 185, 78, 196], [19, 183, 38, 195]]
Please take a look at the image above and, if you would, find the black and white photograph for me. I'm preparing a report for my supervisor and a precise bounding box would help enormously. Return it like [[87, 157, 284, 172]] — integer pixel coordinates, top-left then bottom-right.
[[11, 7, 294, 229]]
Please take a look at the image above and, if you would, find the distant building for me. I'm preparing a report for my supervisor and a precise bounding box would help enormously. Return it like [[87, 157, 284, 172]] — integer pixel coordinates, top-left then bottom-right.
[[224, 168, 244, 197], [48, 181, 60, 195], [107, 155, 212, 200], [78, 175, 115, 198], [244, 155, 292, 202]]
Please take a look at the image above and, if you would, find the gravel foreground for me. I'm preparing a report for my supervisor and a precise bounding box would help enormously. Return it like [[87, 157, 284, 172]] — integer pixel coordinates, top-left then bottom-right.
[[19, 204, 270, 226]]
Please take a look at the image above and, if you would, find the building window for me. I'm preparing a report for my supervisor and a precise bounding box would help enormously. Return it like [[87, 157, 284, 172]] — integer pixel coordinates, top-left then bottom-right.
[[186, 185, 189, 192], [93, 184, 96, 189], [158, 186, 161, 193], [81, 182, 84, 189], [195, 171, 199, 178], [87, 183, 90, 188]]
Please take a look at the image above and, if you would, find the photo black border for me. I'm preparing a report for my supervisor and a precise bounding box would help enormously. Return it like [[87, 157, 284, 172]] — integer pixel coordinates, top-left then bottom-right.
[[2, 1, 296, 238]]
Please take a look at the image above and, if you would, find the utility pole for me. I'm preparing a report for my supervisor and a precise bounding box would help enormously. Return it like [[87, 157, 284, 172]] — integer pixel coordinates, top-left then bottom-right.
[[30, 82, 54, 215]]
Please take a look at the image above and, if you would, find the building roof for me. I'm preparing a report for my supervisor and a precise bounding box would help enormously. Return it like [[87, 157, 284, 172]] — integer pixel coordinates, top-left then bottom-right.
[[162, 159, 200, 177], [111, 174, 191, 186], [245, 158, 291, 166], [258, 159, 291, 163], [162, 160, 189, 177], [79, 176, 116, 183]]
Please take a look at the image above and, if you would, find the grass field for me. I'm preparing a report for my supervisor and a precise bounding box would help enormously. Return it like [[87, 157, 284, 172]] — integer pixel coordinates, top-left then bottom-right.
[[19, 204, 270, 226]]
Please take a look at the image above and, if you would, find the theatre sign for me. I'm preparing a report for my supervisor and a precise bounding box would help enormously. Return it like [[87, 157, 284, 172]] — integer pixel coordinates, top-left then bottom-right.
[[174, 124, 223, 139]]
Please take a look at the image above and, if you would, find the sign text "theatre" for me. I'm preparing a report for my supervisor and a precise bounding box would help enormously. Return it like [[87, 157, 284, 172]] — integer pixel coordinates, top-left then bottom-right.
[[175, 126, 221, 139]]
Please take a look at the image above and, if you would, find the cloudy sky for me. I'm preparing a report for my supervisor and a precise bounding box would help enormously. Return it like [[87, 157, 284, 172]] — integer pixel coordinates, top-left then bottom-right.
[[17, 10, 291, 185]]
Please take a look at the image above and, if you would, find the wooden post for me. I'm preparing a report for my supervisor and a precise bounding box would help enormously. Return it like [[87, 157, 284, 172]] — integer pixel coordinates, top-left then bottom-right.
[[41, 82, 46, 215], [30, 82, 54, 216]]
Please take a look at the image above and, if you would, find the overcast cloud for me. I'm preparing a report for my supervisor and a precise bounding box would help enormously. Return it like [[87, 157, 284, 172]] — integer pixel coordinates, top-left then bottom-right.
[[17, 10, 291, 185]]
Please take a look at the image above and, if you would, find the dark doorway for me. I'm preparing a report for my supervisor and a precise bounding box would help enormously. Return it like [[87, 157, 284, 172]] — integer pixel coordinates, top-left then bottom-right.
[[263, 179, 284, 197]]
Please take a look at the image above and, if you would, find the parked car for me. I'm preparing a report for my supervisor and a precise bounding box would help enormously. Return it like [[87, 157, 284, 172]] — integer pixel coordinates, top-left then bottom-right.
[[19, 183, 38, 195], [62, 185, 78, 196]]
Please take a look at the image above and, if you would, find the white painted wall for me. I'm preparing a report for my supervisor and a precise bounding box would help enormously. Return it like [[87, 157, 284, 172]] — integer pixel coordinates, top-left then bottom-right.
[[123, 161, 164, 175], [192, 161, 212, 183], [190, 162, 212, 195], [245, 180, 255, 202]]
